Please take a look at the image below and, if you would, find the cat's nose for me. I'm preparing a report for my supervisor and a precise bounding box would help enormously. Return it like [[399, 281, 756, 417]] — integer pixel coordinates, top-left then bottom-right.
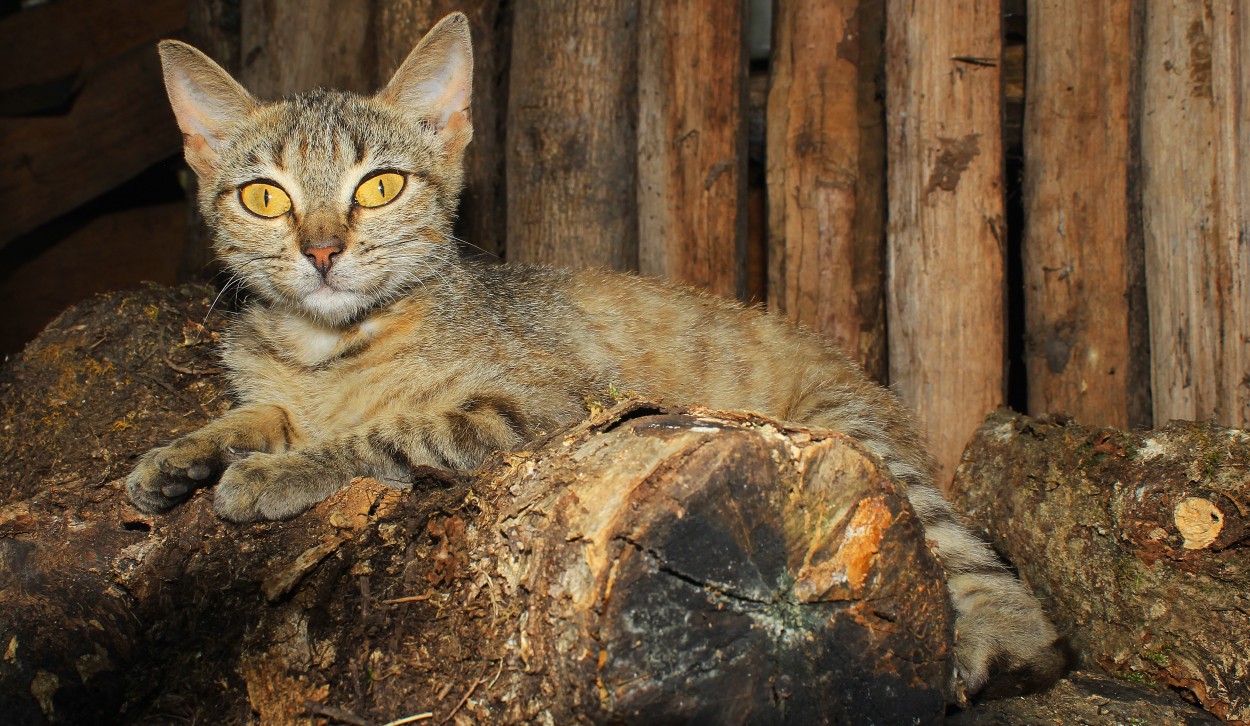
[[304, 239, 343, 275]]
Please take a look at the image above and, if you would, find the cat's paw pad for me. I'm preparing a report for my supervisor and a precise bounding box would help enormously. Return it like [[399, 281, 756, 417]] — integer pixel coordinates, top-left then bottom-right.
[[214, 454, 336, 523], [126, 447, 201, 513]]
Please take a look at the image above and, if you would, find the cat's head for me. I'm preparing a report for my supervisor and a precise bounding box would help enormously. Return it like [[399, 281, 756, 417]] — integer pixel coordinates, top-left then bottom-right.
[[159, 13, 473, 326]]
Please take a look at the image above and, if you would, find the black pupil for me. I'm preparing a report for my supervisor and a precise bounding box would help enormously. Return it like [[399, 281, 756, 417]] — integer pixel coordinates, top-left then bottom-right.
[[377, 178, 385, 196], [263, 188, 270, 207]]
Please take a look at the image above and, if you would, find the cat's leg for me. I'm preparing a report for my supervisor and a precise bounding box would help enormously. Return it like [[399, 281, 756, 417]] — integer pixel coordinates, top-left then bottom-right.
[[127, 403, 295, 513], [214, 395, 530, 522]]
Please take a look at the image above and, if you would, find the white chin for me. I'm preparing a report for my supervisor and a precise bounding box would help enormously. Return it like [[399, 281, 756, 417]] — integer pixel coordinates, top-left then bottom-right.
[[300, 287, 366, 324]]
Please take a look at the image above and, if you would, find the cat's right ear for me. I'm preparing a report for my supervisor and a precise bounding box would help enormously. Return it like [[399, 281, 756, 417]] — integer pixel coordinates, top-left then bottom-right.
[[378, 12, 474, 155], [158, 40, 257, 178]]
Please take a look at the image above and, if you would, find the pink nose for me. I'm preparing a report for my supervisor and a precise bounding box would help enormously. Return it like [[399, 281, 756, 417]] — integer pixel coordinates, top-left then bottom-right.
[[305, 243, 342, 274]]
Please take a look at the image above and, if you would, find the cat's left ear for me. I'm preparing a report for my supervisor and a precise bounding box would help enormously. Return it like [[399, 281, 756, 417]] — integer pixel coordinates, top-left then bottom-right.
[[378, 12, 474, 154], [158, 40, 258, 178]]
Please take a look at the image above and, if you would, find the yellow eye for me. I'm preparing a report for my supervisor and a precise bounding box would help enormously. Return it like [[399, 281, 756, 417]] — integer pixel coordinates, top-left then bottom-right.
[[239, 182, 292, 218], [354, 172, 405, 208]]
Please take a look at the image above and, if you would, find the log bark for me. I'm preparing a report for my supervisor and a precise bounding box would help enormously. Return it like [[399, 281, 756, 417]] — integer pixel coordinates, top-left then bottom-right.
[[884, 0, 1006, 486], [767, 0, 888, 383], [1141, 0, 1250, 428], [1021, 0, 1152, 429], [951, 410, 1250, 724], [505, 0, 639, 272], [376, 1, 508, 262], [0, 288, 955, 724], [637, 0, 747, 299]]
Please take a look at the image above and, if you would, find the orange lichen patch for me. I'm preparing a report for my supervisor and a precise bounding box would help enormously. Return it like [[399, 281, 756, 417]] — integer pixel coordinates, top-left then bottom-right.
[[792, 496, 892, 602]]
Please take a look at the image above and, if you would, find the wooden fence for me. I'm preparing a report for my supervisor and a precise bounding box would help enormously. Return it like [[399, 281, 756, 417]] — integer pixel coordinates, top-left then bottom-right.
[[3, 0, 1247, 485]]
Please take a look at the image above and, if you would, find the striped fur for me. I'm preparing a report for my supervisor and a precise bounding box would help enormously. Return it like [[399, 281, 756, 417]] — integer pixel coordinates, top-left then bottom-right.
[[128, 14, 1063, 697]]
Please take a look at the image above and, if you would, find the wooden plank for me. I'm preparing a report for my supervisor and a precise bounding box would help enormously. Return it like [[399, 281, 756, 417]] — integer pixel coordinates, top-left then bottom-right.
[[505, 0, 639, 271], [239, 0, 376, 98], [636, 0, 747, 299], [885, 0, 1006, 486], [0, 0, 188, 116], [766, 0, 887, 382], [1021, 0, 1151, 428], [1142, 0, 1250, 428], [0, 46, 182, 247], [376, 1, 508, 261]]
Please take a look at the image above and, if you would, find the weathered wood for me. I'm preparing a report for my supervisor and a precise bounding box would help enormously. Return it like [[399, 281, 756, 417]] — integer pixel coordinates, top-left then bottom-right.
[[884, 0, 1006, 485], [0, 0, 188, 116], [0, 46, 183, 247], [376, 2, 508, 261], [0, 289, 956, 723], [637, 0, 747, 299], [952, 410, 1250, 724], [505, 0, 639, 271], [1022, 0, 1151, 429], [239, 0, 376, 98], [1141, 0, 1250, 428], [767, 0, 888, 382]]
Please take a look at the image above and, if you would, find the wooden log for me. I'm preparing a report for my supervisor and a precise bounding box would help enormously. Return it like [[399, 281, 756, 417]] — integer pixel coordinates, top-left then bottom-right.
[[951, 410, 1250, 724], [376, 2, 508, 261], [238, 0, 375, 98], [884, 0, 1006, 485], [505, 0, 639, 272], [0, 289, 956, 723], [767, 0, 888, 382], [1021, 0, 1151, 429], [1141, 0, 1250, 429], [637, 0, 747, 299], [0, 45, 184, 248]]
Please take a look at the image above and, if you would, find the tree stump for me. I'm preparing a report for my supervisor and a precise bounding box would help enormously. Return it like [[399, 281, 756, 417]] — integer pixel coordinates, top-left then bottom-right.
[[951, 410, 1250, 724], [0, 287, 954, 725]]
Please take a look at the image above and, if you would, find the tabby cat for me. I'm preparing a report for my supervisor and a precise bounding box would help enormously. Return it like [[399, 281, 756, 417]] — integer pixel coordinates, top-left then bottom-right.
[[127, 12, 1064, 696]]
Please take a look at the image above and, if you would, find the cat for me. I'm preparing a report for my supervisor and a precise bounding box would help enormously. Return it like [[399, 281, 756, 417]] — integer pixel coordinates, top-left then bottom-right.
[[127, 12, 1064, 698]]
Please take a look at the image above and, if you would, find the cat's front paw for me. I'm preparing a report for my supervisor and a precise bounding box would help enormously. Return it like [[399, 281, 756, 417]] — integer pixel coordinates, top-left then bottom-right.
[[126, 437, 224, 513], [949, 572, 1067, 699], [214, 452, 341, 523]]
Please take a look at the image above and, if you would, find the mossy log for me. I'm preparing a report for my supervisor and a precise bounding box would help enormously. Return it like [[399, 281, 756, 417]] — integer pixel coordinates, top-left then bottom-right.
[[0, 288, 954, 725], [951, 410, 1250, 725]]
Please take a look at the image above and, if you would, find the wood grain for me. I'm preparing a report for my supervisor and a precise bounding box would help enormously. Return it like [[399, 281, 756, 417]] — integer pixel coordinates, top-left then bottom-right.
[[1021, 0, 1151, 428], [505, 0, 639, 271], [637, 0, 747, 299], [376, 1, 508, 262], [885, 0, 1006, 485], [1141, 0, 1250, 428], [239, 0, 376, 98], [766, 0, 887, 382]]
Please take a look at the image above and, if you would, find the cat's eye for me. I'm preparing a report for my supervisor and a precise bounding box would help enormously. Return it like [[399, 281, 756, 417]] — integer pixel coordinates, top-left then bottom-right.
[[354, 172, 405, 208], [239, 182, 292, 218]]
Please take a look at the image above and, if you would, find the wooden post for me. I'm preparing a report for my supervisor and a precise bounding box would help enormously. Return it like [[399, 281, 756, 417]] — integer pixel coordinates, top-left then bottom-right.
[[1021, 0, 1151, 428], [767, 0, 888, 383], [239, 0, 376, 98], [506, 1, 639, 272], [637, 0, 747, 299], [1141, 0, 1250, 428], [376, 2, 508, 261], [885, 0, 1006, 485]]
